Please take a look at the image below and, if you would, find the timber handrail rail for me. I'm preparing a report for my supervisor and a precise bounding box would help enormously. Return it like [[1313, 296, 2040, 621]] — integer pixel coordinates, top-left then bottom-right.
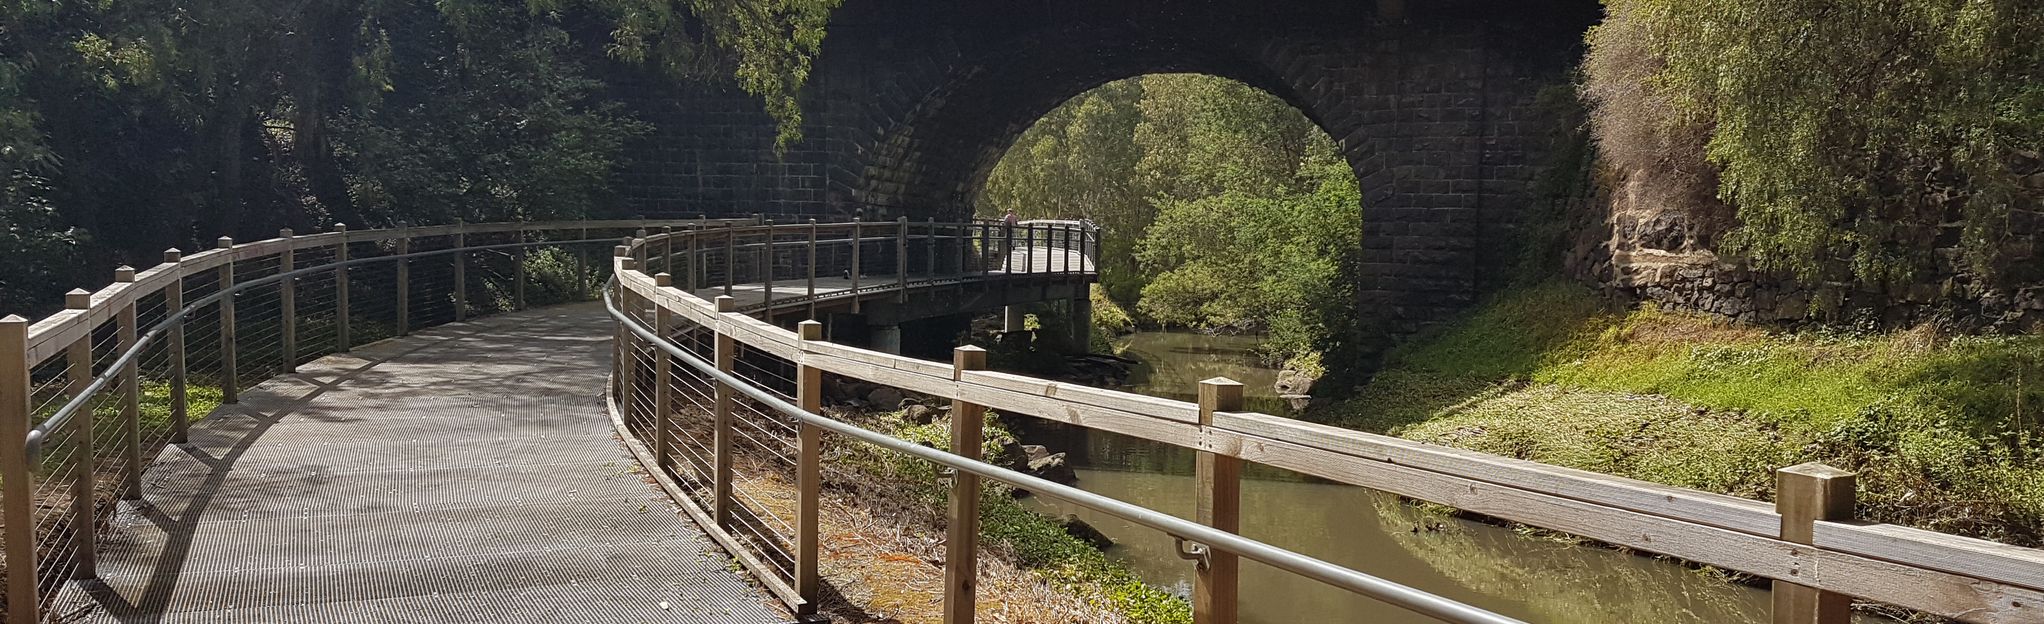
[[19, 234, 630, 457], [0, 218, 746, 624], [610, 226, 2044, 624], [602, 290, 1527, 624]]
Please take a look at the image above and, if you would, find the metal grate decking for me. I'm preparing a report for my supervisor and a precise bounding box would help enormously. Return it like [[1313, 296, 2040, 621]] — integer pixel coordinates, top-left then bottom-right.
[[49, 304, 788, 623]]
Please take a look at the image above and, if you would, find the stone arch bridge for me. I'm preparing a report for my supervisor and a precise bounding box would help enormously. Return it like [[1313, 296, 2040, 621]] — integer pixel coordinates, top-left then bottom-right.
[[609, 0, 1601, 340]]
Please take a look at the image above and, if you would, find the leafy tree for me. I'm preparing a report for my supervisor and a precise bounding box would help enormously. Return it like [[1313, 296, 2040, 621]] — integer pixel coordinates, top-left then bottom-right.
[[981, 74, 1363, 367], [1586, 0, 2044, 288], [331, 1, 648, 225], [982, 79, 1147, 300], [0, 0, 840, 311]]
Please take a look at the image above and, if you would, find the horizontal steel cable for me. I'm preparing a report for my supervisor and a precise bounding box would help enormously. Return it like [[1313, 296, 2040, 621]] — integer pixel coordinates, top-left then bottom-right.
[[602, 286, 1523, 624]]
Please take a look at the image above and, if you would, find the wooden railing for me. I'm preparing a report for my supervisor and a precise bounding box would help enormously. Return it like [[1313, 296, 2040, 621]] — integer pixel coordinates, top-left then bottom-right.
[[0, 218, 753, 623], [608, 225, 2044, 624], [627, 216, 1097, 317]]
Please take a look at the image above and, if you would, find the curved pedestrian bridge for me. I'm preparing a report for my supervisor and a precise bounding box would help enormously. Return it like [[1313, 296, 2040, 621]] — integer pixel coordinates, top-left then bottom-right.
[[3, 220, 2040, 624]]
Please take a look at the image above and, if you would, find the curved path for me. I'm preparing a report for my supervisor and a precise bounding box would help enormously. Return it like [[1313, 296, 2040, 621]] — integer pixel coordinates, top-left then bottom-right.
[[55, 304, 786, 623]]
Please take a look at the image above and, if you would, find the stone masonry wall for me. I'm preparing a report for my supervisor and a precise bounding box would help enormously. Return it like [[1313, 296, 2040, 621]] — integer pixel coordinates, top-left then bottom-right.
[[1571, 166, 2044, 333]]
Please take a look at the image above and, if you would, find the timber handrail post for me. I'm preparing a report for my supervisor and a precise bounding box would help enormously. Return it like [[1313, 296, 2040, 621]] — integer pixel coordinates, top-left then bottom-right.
[[924, 217, 937, 284], [896, 217, 908, 301], [395, 234, 410, 336], [1195, 377, 1244, 624], [1774, 463, 1857, 624], [217, 237, 239, 403], [957, 223, 969, 277], [611, 245, 633, 411], [662, 225, 675, 277], [849, 218, 863, 313], [2, 315, 39, 624], [115, 266, 141, 500], [795, 319, 825, 613], [945, 345, 990, 624], [712, 295, 737, 527], [514, 226, 528, 311], [635, 227, 649, 272], [653, 273, 675, 471], [763, 219, 776, 313], [335, 225, 352, 352], [1063, 224, 1073, 274], [63, 289, 97, 580], [453, 222, 468, 323], [278, 230, 297, 369], [165, 249, 189, 440], [722, 224, 736, 296], [806, 219, 818, 320], [575, 226, 589, 301], [684, 227, 697, 294], [1025, 225, 1036, 275]]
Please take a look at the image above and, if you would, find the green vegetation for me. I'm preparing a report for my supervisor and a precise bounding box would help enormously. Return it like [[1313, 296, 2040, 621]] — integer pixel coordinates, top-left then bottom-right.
[[1321, 281, 2044, 546], [982, 74, 1361, 369], [838, 409, 1191, 624], [0, 0, 837, 314], [1584, 0, 2044, 288]]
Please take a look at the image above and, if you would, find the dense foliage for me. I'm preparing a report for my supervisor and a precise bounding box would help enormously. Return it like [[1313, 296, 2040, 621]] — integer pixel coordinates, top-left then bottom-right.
[[1585, 0, 2044, 287], [981, 74, 1361, 368], [0, 0, 836, 313]]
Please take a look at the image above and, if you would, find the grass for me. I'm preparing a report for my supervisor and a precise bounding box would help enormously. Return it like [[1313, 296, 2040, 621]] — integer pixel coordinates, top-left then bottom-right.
[[835, 409, 1191, 624], [1318, 280, 2044, 547]]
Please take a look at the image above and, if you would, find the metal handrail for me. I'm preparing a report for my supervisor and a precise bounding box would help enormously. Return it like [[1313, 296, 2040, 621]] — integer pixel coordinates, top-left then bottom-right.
[[601, 289, 1525, 624], [22, 236, 623, 456]]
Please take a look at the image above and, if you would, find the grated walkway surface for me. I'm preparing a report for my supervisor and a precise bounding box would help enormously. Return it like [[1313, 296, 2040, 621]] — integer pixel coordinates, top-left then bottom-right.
[[53, 304, 787, 623], [685, 245, 1094, 309]]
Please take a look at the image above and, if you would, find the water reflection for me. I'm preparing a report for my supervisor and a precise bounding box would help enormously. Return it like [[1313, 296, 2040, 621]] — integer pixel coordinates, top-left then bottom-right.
[[1040, 331, 1894, 623], [1112, 331, 1292, 414]]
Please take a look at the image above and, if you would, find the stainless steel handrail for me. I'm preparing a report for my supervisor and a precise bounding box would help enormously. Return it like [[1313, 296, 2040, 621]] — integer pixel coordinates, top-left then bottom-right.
[[602, 288, 1526, 624]]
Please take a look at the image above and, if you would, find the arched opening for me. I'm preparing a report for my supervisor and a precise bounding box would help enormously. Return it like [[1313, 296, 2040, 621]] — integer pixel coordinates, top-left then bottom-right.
[[976, 73, 1362, 382]]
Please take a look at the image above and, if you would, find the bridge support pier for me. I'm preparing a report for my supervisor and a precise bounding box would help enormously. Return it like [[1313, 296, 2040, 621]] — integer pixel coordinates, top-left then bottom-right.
[[870, 323, 902, 355], [1002, 306, 1026, 333], [1067, 295, 1092, 349]]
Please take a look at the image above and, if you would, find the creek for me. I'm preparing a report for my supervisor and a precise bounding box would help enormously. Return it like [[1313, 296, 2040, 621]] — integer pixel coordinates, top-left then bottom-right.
[[1022, 330, 1890, 623]]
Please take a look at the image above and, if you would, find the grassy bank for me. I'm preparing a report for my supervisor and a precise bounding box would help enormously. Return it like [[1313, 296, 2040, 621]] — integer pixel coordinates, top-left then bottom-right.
[[833, 408, 1190, 624], [1317, 281, 2044, 547]]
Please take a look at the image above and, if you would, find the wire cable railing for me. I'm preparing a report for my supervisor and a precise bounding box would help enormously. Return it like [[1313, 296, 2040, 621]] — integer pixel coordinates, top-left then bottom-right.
[[0, 218, 747, 623], [605, 222, 2044, 624]]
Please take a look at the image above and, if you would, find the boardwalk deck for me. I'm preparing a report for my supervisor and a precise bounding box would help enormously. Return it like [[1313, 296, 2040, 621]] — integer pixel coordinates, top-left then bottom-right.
[[685, 246, 1094, 310], [52, 304, 787, 623]]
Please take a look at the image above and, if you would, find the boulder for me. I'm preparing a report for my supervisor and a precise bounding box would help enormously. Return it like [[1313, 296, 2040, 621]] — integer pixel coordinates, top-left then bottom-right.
[[1273, 369, 1316, 396], [1057, 514, 1114, 549], [866, 387, 905, 410], [903, 404, 942, 425], [1023, 445, 1077, 484], [1282, 394, 1314, 412]]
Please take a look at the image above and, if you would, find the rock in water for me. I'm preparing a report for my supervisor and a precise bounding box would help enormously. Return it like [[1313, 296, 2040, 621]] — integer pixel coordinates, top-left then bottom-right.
[[1282, 394, 1314, 412], [1024, 446, 1077, 484], [1058, 514, 1114, 549], [1274, 369, 1317, 396]]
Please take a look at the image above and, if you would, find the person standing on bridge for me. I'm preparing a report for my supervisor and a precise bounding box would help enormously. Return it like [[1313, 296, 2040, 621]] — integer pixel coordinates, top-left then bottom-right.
[[1002, 209, 1019, 268]]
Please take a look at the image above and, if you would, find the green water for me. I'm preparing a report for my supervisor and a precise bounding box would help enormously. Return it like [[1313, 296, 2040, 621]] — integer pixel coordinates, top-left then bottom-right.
[[1028, 330, 1892, 624], [1110, 330, 1292, 414]]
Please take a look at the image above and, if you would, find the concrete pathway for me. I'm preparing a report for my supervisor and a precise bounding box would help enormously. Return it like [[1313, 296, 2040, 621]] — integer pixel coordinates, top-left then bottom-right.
[[56, 304, 787, 623]]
